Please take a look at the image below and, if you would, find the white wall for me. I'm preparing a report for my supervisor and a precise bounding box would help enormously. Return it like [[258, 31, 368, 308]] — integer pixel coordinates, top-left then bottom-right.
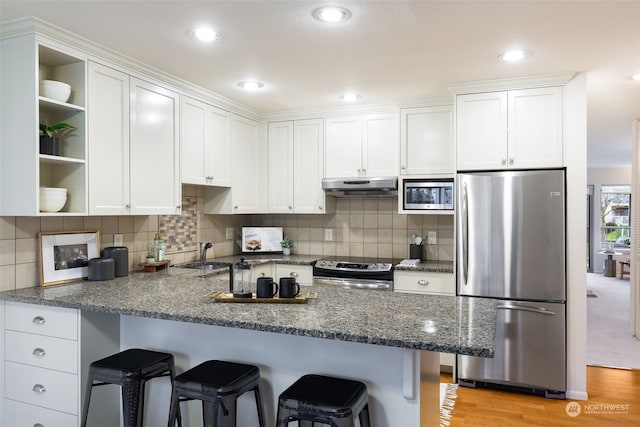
[[588, 166, 632, 272]]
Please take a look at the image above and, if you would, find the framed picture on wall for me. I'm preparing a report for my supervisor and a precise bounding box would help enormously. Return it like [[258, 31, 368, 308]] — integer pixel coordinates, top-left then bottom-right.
[[38, 230, 100, 286]]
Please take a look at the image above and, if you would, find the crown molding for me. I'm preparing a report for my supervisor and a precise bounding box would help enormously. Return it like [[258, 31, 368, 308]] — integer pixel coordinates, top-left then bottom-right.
[[448, 73, 577, 96]]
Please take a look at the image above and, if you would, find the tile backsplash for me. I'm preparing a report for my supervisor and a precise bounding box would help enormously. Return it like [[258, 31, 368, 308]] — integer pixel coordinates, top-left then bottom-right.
[[0, 185, 453, 291]]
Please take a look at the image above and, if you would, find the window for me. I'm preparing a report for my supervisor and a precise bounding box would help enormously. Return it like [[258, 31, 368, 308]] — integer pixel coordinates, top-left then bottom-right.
[[600, 185, 631, 250]]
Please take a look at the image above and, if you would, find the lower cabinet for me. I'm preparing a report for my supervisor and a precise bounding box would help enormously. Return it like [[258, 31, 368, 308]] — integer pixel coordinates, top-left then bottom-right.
[[394, 270, 455, 370], [2, 301, 120, 426], [275, 264, 313, 286]]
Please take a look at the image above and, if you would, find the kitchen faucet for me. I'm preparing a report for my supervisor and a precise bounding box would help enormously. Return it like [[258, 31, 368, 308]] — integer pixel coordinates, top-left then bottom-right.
[[199, 242, 212, 264]]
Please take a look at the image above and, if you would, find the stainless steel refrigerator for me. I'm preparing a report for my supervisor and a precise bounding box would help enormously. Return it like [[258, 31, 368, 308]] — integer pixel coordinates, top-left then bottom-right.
[[456, 169, 566, 398]]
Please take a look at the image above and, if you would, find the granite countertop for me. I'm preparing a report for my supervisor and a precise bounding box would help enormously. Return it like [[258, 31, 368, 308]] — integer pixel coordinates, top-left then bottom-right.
[[0, 265, 494, 357], [393, 260, 454, 273]]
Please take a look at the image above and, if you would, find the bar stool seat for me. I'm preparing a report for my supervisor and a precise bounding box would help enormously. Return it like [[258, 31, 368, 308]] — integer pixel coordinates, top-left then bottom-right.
[[81, 348, 180, 427], [168, 360, 266, 427], [276, 374, 371, 427]]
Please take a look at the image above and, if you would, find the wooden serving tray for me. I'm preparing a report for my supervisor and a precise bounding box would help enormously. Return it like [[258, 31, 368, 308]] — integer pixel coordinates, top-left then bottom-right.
[[205, 291, 317, 304]]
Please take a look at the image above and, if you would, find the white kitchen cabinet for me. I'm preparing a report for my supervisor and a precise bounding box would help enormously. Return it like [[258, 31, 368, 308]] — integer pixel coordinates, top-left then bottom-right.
[[181, 96, 232, 187], [1, 36, 88, 215], [456, 87, 562, 170], [1, 301, 120, 426], [400, 106, 453, 175], [275, 264, 313, 286], [325, 113, 399, 178], [268, 119, 331, 214], [205, 115, 267, 214], [88, 62, 180, 215]]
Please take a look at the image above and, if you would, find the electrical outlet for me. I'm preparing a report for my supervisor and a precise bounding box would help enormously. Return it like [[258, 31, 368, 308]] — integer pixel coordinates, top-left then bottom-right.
[[114, 234, 123, 246], [427, 231, 437, 244], [324, 228, 333, 241], [225, 228, 234, 240]]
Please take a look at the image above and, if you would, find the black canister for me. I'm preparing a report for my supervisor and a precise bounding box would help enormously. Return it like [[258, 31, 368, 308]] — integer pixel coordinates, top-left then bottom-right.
[[88, 257, 115, 281], [103, 246, 129, 277], [409, 244, 423, 260]]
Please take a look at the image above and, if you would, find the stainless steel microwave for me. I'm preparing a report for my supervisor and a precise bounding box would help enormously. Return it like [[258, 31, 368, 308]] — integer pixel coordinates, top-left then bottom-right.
[[403, 178, 454, 210]]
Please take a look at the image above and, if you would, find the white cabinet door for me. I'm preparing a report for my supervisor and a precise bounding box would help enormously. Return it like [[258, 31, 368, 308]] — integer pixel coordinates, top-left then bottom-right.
[[129, 77, 180, 215], [394, 270, 455, 295], [294, 119, 326, 213], [268, 121, 294, 213], [325, 116, 362, 177], [208, 105, 232, 187], [456, 92, 508, 170], [508, 87, 563, 168], [363, 113, 399, 177], [180, 96, 208, 186], [88, 62, 130, 215], [400, 106, 453, 175], [232, 115, 265, 213]]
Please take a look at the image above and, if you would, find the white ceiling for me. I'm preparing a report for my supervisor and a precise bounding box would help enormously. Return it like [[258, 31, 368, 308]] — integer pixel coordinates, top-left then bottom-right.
[[2, 0, 639, 167]]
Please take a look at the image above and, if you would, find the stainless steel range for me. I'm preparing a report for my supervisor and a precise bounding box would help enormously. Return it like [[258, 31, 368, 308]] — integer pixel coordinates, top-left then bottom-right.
[[312, 257, 395, 291]]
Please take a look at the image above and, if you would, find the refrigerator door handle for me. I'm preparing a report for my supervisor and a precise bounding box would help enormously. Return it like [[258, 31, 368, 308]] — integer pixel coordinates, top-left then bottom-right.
[[497, 303, 556, 316], [462, 182, 469, 285]]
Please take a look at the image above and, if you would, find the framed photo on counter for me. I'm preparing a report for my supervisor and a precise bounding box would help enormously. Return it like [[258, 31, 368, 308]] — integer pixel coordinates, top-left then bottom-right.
[[38, 230, 100, 286]]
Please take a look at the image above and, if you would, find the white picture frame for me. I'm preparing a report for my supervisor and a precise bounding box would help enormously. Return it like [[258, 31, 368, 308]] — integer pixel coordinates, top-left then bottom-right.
[[38, 230, 100, 286]]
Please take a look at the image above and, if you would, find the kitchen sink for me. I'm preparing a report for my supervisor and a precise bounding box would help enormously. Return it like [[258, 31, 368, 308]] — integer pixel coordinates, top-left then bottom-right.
[[176, 261, 231, 270]]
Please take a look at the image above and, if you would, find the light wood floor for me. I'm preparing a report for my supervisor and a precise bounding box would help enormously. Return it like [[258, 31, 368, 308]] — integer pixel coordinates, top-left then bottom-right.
[[425, 367, 640, 426]]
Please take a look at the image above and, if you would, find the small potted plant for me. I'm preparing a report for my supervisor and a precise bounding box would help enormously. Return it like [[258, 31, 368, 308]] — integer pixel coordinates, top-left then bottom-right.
[[145, 252, 156, 264], [280, 237, 294, 256], [39, 120, 76, 156]]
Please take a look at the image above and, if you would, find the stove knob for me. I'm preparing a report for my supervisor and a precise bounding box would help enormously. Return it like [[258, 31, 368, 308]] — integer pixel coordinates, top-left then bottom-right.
[[319, 261, 325, 266]]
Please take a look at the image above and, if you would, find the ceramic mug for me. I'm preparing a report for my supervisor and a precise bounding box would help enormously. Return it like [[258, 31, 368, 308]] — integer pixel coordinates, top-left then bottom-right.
[[256, 277, 278, 298], [279, 277, 300, 298]]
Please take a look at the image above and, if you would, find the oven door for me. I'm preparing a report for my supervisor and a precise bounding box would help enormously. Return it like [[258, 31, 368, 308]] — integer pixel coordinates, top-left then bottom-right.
[[312, 276, 393, 291]]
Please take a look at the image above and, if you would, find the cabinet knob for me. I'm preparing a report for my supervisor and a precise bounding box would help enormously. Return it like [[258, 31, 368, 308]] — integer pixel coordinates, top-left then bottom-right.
[[357, 169, 361, 174], [32, 348, 46, 357], [318, 206, 322, 210], [288, 205, 292, 210], [32, 316, 46, 325], [417, 279, 429, 286], [176, 205, 181, 209], [401, 166, 406, 170], [509, 158, 514, 166], [234, 205, 238, 209], [260, 272, 266, 277], [501, 159, 507, 166], [290, 272, 299, 278], [32, 384, 47, 393]]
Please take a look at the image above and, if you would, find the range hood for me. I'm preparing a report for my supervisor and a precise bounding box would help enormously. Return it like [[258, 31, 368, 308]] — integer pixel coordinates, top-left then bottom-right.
[[322, 176, 398, 197]]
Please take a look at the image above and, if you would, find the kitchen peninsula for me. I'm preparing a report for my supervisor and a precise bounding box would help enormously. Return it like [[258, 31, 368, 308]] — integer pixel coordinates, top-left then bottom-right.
[[0, 266, 496, 426]]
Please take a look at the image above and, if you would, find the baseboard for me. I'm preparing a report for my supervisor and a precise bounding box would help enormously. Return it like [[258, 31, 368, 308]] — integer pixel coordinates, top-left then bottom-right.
[[566, 390, 589, 400]]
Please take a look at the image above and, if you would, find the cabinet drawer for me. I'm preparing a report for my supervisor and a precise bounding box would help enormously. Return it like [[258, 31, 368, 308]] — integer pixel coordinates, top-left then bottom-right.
[[5, 361, 78, 414], [5, 302, 78, 340], [5, 330, 78, 374], [276, 264, 313, 286], [4, 398, 78, 427], [394, 271, 454, 295]]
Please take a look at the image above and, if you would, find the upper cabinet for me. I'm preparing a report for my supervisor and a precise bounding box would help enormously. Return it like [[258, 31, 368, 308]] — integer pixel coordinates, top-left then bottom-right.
[[88, 61, 180, 215], [268, 119, 332, 214], [400, 106, 453, 175], [205, 115, 267, 214], [1, 36, 88, 215], [325, 113, 399, 178], [180, 96, 232, 187], [456, 87, 563, 171]]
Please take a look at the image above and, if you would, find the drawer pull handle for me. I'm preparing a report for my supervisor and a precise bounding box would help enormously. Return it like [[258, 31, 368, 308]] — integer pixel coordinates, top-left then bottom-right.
[[259, 272, 266, 277], [33, 384, 46, 393], [417, 280, 429, 286], [290, 272, 299, 278], [34, 423, 45, 427], [32, 316, 46, 325], [33, 348, 47, 357]]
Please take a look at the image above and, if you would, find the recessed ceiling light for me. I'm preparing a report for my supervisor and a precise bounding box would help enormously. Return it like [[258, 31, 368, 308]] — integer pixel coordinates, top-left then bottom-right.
[[313, 6, 351, 23], [501, 50, 529, 62], [238, 81, 264, 91], [632, 74, 640, 81], [339, 93, 361, 102], [188, 27, 222, 42]]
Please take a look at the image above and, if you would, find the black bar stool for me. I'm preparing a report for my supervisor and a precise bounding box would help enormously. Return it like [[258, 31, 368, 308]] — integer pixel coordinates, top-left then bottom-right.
[[81, 348, 181, 427], [168, 359, 266, 427], [276, 374, 371, 427]]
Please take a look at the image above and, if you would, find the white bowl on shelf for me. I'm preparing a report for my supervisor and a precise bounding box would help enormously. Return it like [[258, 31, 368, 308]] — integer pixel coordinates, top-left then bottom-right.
[[40, 187, 68, 212], [39, 80, 71, 103]]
